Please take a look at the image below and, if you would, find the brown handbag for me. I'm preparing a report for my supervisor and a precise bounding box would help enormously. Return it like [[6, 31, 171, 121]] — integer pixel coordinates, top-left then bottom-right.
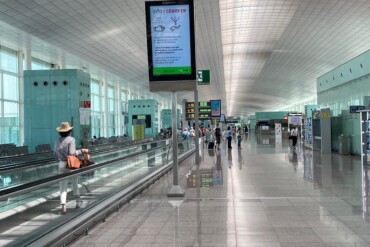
[[67, 155, 81, 169], [81, 152, 94, 167]]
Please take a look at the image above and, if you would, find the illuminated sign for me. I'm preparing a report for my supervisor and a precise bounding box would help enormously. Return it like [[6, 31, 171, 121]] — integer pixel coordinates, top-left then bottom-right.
[[210, 100, 221, 117], [145, 0, 196, 91], [185, 101, 212, 120]]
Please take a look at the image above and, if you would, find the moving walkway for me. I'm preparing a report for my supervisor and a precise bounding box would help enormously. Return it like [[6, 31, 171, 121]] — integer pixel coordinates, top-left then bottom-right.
[[0, 138, 194, 247]]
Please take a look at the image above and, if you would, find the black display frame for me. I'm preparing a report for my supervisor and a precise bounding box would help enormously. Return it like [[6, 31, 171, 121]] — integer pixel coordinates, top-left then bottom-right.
[[145, 0, 196, 91], [350, 105, 365, 113]]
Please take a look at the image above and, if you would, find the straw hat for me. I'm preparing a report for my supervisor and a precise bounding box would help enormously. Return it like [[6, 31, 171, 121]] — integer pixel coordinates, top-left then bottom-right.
[[56, 122, 74, 132]]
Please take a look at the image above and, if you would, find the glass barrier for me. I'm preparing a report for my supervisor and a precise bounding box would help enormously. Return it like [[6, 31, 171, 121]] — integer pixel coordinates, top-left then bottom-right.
[[0, 140, 169, 189], [0, 139, 193, 246], [0, 138, 158, 169]]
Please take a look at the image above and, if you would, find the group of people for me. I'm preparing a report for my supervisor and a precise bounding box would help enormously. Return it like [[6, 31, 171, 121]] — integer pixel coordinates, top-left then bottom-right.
[[181, 124, 244, 149], [225, 126, 244, 149], [159, 128, 172, 139]]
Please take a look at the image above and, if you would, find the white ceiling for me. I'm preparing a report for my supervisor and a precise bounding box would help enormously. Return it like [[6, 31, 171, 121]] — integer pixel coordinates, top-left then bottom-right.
[[1, 0, 370, 117]]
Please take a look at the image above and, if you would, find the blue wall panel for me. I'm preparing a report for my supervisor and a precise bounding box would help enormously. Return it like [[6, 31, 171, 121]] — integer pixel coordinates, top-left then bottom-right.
[[161, 109, 180, 129], [24, 69, 91, 152]]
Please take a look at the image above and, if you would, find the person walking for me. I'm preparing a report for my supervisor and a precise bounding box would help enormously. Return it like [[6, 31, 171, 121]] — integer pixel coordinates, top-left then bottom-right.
[[226, 126, 232, 149], [237, 127, 243, 149], [215, 124, 222, 150], [54, 122, 89, 214], [290, 126, 298, 149]]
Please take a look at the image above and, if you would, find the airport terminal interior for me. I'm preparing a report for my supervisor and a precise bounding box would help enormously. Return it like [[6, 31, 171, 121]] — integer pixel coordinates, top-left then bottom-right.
[[1, 0, 370, 246]]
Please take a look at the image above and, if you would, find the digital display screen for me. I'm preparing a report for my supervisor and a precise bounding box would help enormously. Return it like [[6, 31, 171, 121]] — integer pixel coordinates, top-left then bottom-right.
[[220, 114, 225, 122], [185, 101, 212, 120], [210, 100, 221, 117], [288, 116, 302, 124], [349, 105, 365, 113], [145, 0, 196, 82]]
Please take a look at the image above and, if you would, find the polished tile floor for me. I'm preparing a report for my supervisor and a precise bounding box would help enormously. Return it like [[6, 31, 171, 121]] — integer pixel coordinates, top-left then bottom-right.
[[71, 133, 370, 247]]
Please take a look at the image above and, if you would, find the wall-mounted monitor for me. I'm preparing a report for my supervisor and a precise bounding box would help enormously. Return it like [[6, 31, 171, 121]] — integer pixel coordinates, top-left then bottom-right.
[[132, 115, 152, 128], [145, 0, 196, 91], [210, 100, 221, 117]]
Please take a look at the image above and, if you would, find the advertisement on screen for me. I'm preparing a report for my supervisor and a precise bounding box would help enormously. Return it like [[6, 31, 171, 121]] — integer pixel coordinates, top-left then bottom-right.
[[145, 0, 196, 90], [210, 100, 221, 117]]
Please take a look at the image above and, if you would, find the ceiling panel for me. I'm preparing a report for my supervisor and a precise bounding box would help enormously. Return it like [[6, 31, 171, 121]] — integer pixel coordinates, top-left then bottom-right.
[[0, 0, 369, 117]]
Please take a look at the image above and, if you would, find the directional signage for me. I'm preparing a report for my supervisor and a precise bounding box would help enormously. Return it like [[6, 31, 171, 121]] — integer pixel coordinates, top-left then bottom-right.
[[186, 101, 212, 120], [197, 70, 210, 85]]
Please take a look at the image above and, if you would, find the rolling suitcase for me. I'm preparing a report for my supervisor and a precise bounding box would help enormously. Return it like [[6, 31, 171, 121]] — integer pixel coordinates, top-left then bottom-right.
[[208, 141, 214, 149]]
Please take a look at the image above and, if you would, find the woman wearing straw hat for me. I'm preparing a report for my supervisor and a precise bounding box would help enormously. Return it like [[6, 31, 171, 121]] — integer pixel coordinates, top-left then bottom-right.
[[54, 122, 88, 214]]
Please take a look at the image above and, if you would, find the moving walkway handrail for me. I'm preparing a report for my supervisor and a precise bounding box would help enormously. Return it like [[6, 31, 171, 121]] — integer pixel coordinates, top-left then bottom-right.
[[0, 143, 171, 199], [0, 138, 158, 167], [0, 137, 155, 162], [0, 138, 170, 172], [29, 142, 194, 247]]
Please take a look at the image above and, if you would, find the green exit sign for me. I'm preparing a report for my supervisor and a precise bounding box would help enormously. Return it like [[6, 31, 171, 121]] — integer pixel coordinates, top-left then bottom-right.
[[197, 70, 210, 85]]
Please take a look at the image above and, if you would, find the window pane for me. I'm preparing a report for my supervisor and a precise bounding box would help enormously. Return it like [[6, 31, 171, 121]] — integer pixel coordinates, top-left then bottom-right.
[[31, 62, 43, 70], [92, 95, 100, 111], [122, 102, 127, 114], [1, 47, 18, 73], [91, 112, 101, 138], [108, 128, 115, 137], [31, 57, 51, 70], [91, 80, 99, 94], [4, 101, 19, 125], [121, 90, 127, 102], [3, 74, 19, 101], [108, 114, 115, 126], [108, 86, 114, 98], [4, 126, 19, 145], [109, 99, 114, 113], [3, 101, 19, 145]]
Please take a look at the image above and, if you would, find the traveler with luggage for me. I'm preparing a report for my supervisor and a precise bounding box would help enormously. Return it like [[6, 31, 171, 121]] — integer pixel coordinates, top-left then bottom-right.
[[54, 122, 89, 214]]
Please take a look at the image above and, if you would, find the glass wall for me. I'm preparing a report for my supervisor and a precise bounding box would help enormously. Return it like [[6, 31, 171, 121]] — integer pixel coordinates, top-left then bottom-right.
[[0, 46, 19, 145], [318, 76, 370, 116], [0, 44, 172, 146], [121, 90, 128, 135], [91, 79, 102, 138], [107, 85, 116, 137], [31, 57, 52, 70]]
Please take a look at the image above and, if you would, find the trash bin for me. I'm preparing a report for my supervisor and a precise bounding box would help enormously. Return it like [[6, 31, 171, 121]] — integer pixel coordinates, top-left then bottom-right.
[[338, 135, 349, 155]]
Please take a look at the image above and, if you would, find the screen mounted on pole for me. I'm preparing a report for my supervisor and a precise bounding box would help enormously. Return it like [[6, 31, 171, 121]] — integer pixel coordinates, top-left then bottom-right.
[[145, 0, 196, 91]]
